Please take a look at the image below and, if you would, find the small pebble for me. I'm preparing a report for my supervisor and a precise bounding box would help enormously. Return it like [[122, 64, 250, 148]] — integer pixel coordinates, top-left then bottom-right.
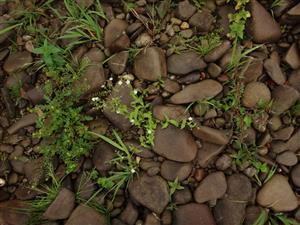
[[0, 178, 5, 187], [180, 22, 190, 30]]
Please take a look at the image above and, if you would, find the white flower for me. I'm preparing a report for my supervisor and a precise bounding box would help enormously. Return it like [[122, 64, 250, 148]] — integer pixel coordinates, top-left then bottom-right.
[[130, 119, 135, 124], [116, 110, 120, 114], [133, 89, 138, 95], [101, 84, 105, 88], [131, 168, 136, 174], [117, 80, 123, 85], [126, 80, 131, 85], [147, 130, 152, 134], [92, 97, 100, 102], [109, 77, 113, 81], [188, 117, 193, 121]]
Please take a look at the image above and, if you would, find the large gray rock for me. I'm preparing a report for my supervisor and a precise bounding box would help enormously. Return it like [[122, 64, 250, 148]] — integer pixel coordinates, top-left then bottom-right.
[[128, 174, 169, 214], [153, 126, 198, 162], [170, 79, 222, 104]]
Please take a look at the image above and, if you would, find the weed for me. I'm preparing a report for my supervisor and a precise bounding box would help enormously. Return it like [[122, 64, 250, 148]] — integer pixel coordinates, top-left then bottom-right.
[[167, 177, 184, 211], [127, 45, 143, 65], [89, 130, 139, 199], [271, 0, 283, 9], [192, 0, 206, 10], [253, 210, 300, 225], [291, 101, 300, 116]]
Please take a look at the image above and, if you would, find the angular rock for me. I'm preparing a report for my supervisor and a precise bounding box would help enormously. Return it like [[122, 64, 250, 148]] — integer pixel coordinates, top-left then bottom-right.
[[257, 175, 298, 212], [174, 203, 216, 225], [43, 188, 75, 220], [192, 126, 230, 145], [160, 160, 192, 181], [189, 10, 214, 32], [276, 151, 298, 166], [248, 0, 281, 43], [128, 174, 169, 214], [0, 200, 29, 225], [242, 82, 271, 108], [175, 0, 196, 20], [104, 19, 128, 48], [197, 142, 225, 167], [153, 126, 197, 162], [153, 104, 189, 121], [134, 47, 167, 81], [93, 143, 115, 175], [25, 87, 44, 105], [271, 85, 299, 115], [194, 172, 227, 203], [167, 51, 206, 75], [284, 43, 300, 69], [103, 84, 133, 131], [3, 51, 33, 74], [170, 79, 222, 104], [65, 205, 107, 225], [288, 68, 300, 92], [108, 51, 128, 75], [291, 164, 300, 187], [204, 40, 231, 63], [264, 51, 286, 85]]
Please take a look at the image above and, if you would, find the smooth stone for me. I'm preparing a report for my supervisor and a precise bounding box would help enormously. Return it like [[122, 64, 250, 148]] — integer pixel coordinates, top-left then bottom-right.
[[3, 51, 33, 74], [291, 164, 300, 187], [204, 40, 231, 63], [170, 79, 222, 104], [104, 19, 128, 48], [92, 142, 115, 175], [160, 160, 192, 181], [120, 202, 138, 225], [243, 57, 263, 83], [242, 82, 271, 108], [197, 142, 225, 167], [192, 126, 230, 145], [272, 126, 294, 141], [188, 10, 214, 32], [174, 188, 192, 205], [194, 172, 227, 203], [153, 104, 189, 121], [134, 47, 167, 81], [284, 43, 300, 69], [271, 85, 299, 115], [248, 0, 281, 43], [175, 0, 196, 20], [144, 214, 160, 225], [257, 175, 298, 212], [167, 51, 207, 75], [288, 68, 300, 92], [227, 174, 252, 202], [153, 126, 197, 162], [108, 51, 128, 75], [286, 129, 300, 152], [264, 51, 286, 85], [7, 113, 37, 134], [276, 151, 298, 166], [174, 203, 216, 225], [0, 200, 29, 225], [207, 63, 222, 78], [128, 174, 169, 214]]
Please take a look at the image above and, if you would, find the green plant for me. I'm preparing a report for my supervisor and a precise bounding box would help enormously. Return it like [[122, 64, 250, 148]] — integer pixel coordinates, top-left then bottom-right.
[[190, 31, 222, 56], [271, 0, 283, 9], [253, 210, 300, 225], [167, 177, 184, 211], [89, 130, 139, 199], [192, 0, 206, 10]]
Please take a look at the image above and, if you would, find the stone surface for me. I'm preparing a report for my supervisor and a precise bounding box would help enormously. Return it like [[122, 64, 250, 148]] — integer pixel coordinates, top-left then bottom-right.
[[120, 202, 138, 225], [286, 129, 300, 152], [204, 40, 231, 63], [153, 104, 188, 121], [264, 51, 286, 85], [104, 19, 128, 48], [284, 43, 300, 69], [167, 51, 207, 75], [276, 151, 298, 166], [194, 172, 227, 203], [192, 126, 230, 145], [248, 0, 281, 43], [7, 113, 37, 134], [65, 205, 107, 225], [128, 174, 169, 214], [170, 79, 222, 104], [197, 142, 225, 167], [3, 51, 33, 74], [288, 69, 300, 92], [175, 0, 196, 20], [243, 58, 263, 83], [108, 51, 128, 75], [257, 175, 298, 212], [43, 188, 75, 220], [0, 200, 29, 225], [291, 164, 300, 187], [174, 203, 216, 225], [189, 10, 214, 32], [160, 160, 192, 181], [271, 85, 299, 115], [93, 142, 115, 175], [227, 174, 252, 202], [153, 126, 197, 162], [134, 47, 167, 81], [242, 82, 271, 108]]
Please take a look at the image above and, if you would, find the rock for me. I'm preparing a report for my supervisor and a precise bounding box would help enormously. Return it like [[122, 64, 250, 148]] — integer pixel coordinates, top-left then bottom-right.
[[194, 172, 227, 203], [160, 160, 192, 181], [197, 142, 225, 167], [174, 203, 216, 225], [170, 79, 222, 104], [291, 164, 300, 187], [285, 2, 300, 23], [134, 47, 167, 81], [103, 84, 133, 131], [248, 0, 281, 43], [163, 79, 181, 93], [288, 69, 300, 92], [144, 214, 160, 225], [284, 43, 300, 69], [75, 0, 94, 8], [153, 104, 188, 121], [120, 202, 138, 225], [0, 200, 29, 225], [3, 51, 33, 74], [128, 174, 169, 214], [24, 157, 44, 185], [65, 205, 107, 225], [43, 188, 75, 220], [108, 51, 128, 75], [84, 48, 105, 63], [242, 82, 271, 108], [174, 188, 192, 205], [257, 175, 298, 212], [7, 113, 37, 134], [207, 63, 222, 78], [110, 34, 130, 53], [215, 154, 232, 170], [243, 57, 263, 83], [264, 51, 286, 85], [227, 174, 252, 202], [276, 151, 298, 166], [135, 32, 152, 47], [272, 126, 294, 141], [0, 144, 13, 153], [217, 5, 234, 35], [167, 51, 207, 75], [25, 87, 44, 104], [1, 87, 15, 118], [93, 142, 115, 175], [286, 129, 300, 152], [175, 0, 196, 20], [153, 126, 197, 162], [214, 198, 247, 225], [271, 85, 299, 115], [104, 19, 128, 48], [192, 126, 230, 145], [189, 10, 214, 32], [4, 71, 28, 89], [75, 173, 96, 200], [244, 206, 264, 225], [204, 40, 231, 62]]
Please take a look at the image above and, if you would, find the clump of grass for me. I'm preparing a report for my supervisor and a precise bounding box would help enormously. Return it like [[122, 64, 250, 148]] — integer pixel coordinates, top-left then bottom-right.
[[253, 209, 300, 225], [192, 0, 206, 10], [167, 177, 184, 211]]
